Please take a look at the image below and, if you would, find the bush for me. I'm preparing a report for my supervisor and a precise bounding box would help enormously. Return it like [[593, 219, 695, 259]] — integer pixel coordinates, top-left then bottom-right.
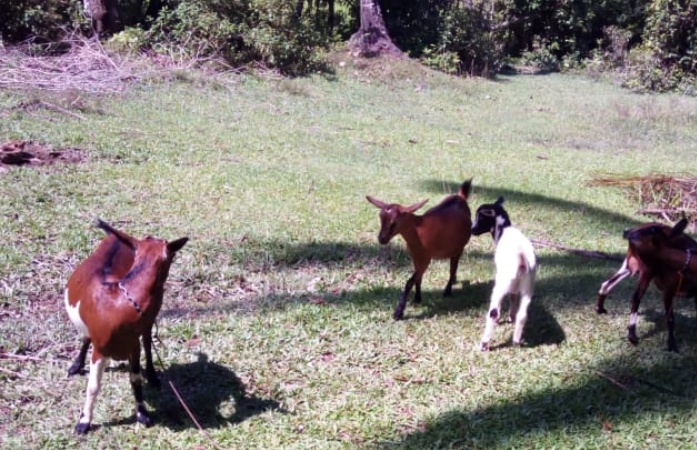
[[0, 0, 86, 45], [622, 0, 697, 92], [431, 7, 505, 77], [144, 0, 328, 75]]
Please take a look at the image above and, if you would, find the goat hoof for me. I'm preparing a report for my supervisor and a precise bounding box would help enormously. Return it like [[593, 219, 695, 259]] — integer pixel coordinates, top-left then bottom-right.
[[136, 406, 153, 427], [75, 422, 91, 435], [596, 307, 608, 314], [480, 342, 489, 352], [137, 413, 153, 427], [628, 336, 639, 346], [67, 366, 82, 377]]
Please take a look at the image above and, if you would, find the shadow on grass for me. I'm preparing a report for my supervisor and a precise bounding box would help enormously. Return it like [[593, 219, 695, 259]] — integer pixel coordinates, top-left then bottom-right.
[[626, 303, 697, 352], [142, 352, 285, 431], [166, 242, 621, 328], [383, 353, 697, 449], [419, 179, 643, 232]]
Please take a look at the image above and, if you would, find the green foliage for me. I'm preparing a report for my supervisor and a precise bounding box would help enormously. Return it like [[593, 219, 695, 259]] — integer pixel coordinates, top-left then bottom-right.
[[143, 0, 328, 74], [0, 0, 86, 44], [622, 0, 697, 93], [519, 40, 562, 72], [436, 6, 505, 77]]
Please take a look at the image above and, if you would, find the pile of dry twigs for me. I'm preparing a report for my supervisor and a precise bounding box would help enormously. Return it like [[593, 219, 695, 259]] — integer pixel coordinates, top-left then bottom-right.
[[589, 173, 697, 226], [0, 35, 160, 93], [0, 33, 239, 94]]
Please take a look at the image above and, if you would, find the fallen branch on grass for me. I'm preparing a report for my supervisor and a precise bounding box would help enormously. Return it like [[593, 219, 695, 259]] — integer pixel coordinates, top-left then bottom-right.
[[0, 352, 64, 364]]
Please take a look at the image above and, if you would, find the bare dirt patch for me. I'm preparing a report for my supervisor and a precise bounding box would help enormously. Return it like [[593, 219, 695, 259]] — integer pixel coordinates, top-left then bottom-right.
[[0, 140, 87, 171]]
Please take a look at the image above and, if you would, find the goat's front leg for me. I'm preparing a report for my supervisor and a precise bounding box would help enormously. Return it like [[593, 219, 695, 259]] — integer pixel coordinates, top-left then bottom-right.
[[129, 343, 153, 427], [627, 275, 652, 345], [142, 331, 160, 389], [394, 272, 417, 320], [411, 260, 430, 305], [444, 254, 461, 297], [68, 337, 91, 376], [75, 354, 108, 435], [480, 283, 507, 351]]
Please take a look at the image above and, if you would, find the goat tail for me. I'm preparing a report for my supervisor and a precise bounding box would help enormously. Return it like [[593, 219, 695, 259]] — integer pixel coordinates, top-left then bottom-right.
[[458, 179, 473, 200]]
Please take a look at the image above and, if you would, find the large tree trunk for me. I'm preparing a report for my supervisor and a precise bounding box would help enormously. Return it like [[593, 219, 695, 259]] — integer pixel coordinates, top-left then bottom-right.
[[348, 0, 402, 58]]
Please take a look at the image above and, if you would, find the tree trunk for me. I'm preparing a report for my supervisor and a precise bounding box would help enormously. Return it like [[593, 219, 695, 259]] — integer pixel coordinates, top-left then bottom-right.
[[348, 0, 402, 58], [83, 0, 121, 36]]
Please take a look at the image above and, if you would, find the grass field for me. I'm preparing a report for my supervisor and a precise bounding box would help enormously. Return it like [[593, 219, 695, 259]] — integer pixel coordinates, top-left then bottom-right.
[[1, 56, 697, 449]]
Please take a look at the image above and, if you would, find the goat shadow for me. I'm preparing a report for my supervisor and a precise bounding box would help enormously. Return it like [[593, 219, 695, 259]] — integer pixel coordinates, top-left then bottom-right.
[[121, 352, 286, 431], [628, 302, 697, 348], [409, 277, 566, 349]]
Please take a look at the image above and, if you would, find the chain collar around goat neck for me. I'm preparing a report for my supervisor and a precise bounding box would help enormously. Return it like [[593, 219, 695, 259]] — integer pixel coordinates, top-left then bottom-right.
[[118, 282, 143, 315]]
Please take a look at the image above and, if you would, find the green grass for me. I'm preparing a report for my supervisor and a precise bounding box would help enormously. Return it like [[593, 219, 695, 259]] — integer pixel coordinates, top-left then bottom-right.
[[1, 58, 697, 449]]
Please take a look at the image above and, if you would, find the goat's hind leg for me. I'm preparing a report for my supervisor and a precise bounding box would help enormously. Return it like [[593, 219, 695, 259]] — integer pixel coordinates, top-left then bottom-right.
[[480, 283, 507, 351], [627, 276, 651, 345], [663, 289, 679, 352], [68, 337, 91, 376], [596, 259, 631, 314], [512, 292, 532, 346], [508, 293, 520, 324], [129, 343, 153, 427]]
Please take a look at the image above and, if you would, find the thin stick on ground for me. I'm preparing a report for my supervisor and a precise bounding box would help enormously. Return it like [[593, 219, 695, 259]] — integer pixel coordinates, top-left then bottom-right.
[[169, 380, 226, 450], [595, 370, 631, 392], [531, 239, 623, 262]]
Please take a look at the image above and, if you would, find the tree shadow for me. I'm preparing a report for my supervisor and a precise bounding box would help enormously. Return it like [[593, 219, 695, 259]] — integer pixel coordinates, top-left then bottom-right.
[[419, 179, 644, 233], [142, 352, 286, 431], [383, 352, 697, 449]]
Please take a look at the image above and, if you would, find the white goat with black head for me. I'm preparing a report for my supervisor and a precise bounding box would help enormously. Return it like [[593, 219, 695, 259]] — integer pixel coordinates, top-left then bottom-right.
[[472, 197, 536, 351]]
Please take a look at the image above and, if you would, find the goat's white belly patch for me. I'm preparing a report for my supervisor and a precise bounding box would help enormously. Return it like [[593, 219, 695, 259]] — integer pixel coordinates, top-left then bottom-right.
[[64, 288, 89, 337]]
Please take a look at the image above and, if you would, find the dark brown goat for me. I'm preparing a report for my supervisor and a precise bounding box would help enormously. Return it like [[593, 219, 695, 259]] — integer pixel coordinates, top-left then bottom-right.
[[366, 180, 472, 320], [64, 220, 187, 434], [621, 218, 697, 351], [596, 224, 697, 313]]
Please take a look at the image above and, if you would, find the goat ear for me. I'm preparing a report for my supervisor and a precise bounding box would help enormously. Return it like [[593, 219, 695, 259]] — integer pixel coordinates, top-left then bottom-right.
[[95, 219, 137, 250], [495, 196, 504, 205], [458, 179, 473, 199], [366, 196, 388, 209], [404, 199, 428, 213], [671, 217, 689, 237], [168, 237, 189, 254]]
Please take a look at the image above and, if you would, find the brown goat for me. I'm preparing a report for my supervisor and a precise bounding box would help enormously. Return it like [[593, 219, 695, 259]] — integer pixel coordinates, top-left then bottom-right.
[[621, 218, 697, 351], [366, 179, 472, 320], [64, 220, 188, 434], [67, 234, 160, 389]]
